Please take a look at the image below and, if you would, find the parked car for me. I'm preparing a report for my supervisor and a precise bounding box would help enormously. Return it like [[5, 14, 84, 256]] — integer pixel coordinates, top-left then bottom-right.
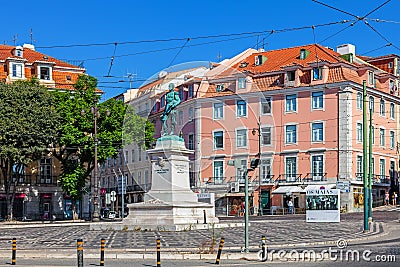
[[108, 211, 117, 219]]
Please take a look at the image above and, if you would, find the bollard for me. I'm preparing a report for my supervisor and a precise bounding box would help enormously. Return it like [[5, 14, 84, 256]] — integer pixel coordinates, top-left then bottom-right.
[[215, 237, 225, 265], [100, 238, 105, 266], [11, 238, 16, 265], [203, 209, 207, 224], [261, 235, 267, 261], [156, 238, 161, 267], [77, 239, 84, 267]]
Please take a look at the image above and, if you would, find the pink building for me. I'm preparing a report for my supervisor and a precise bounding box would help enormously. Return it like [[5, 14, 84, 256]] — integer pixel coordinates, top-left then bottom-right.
[[132, 44, 400, 216]]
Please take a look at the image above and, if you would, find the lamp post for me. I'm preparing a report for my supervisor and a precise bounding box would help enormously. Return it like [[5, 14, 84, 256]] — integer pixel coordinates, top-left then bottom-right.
[[81, 102, 110, 222], [252, 116, 262, 216]]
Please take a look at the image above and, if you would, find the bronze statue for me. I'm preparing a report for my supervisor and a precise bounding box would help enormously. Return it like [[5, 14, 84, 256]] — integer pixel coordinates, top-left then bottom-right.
[[161, 83, 181, 135]]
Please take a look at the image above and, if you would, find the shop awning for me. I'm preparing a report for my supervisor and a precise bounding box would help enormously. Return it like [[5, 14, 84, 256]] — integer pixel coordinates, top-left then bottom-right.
[[272, 186, 305, 194], [305, 184, 336, 191]]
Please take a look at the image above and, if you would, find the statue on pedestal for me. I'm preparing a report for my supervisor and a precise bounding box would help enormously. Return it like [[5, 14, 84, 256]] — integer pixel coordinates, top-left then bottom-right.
[[161, 83, 181, 136]]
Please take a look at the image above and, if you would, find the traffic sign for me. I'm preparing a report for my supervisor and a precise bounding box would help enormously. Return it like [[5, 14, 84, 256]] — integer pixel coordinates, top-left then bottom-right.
[[336, 181, 350, 193], [105, 193, 111, 204], [110, 191, 116, 202]]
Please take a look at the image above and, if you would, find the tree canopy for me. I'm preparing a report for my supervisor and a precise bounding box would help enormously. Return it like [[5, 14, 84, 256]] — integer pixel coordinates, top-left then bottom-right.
[[0, 79, 61, 220]]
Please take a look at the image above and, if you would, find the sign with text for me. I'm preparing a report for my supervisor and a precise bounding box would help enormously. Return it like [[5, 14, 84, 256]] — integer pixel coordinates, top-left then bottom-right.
[[306, 188, 340, 223]]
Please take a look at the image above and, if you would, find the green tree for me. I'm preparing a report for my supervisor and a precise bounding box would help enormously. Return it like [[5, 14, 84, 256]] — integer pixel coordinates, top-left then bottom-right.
[[52, 74, 154, 219], [0, 79, 61, 220]]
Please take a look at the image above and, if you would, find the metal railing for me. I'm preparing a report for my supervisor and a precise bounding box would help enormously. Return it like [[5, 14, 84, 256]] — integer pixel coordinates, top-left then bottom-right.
[[36, 175, 59, 186], [303, 173, 327, 182], [275, 174, 302, 183], [206, 177, 226, 185]]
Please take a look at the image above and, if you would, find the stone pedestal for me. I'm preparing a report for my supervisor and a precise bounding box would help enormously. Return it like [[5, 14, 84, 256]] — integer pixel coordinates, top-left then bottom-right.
[[123, 135, 219, 229]]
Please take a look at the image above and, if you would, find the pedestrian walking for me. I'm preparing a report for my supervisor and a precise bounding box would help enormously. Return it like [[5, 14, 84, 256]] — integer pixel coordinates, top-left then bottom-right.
[[393, 192, 398, 206], [385, 191, 390, 205]]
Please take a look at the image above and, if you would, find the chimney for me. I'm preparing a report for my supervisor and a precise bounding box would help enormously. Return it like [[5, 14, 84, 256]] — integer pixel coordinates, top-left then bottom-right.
[[23, 44, 35, 51], [336, 44, 355, 56]]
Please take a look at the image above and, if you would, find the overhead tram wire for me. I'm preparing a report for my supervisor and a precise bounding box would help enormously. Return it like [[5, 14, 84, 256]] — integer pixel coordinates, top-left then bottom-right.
[[363, 21, 400, 52], [361, 43, 393, 56], [105, 43, 118, 77], [313, 0, 392, 43], [35, 19, 352, 51], [79, 20, 354, 63], [167, 38, 190, 68]]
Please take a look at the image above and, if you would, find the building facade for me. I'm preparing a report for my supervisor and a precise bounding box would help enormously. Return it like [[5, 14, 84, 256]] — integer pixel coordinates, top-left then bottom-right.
[[0, 44, 88, 220]]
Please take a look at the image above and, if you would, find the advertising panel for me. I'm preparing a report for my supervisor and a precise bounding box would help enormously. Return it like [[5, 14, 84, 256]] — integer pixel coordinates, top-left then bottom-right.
[[306, 188, 340, 222]]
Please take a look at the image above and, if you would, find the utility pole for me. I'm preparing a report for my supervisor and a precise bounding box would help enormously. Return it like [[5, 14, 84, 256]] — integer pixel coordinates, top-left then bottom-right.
[[244, 168, 249, 253], [362, 80, 369, 231], [368, 108, 373, 220]]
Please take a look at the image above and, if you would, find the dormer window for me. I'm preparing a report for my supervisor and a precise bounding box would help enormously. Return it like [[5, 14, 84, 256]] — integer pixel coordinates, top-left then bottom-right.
[[368, 71, 375, 86], [216, 84, 224, 92], [15, 46, 23, 57], [12, 63, 23, 78], [238, 77, 246, 89], [40, 66, 51, 80], [287, 71, 295, 82], [313, 67, 322, 80], [299, 49, 310, 60], [255, 54, 267, 66]]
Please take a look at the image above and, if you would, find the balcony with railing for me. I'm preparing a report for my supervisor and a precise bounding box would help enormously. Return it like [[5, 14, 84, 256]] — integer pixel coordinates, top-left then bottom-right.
[[36, 175, 59, 186], [355, 173, 390, 185], [205, 177, 226, 185], [11, 174, 33, 185], [303, 173, 327, 182], [275, 174, 302, 183]]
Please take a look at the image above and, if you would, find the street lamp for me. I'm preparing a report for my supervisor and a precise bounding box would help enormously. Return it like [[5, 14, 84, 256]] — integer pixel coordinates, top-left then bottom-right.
[[252, 116, 262, 216], [81, 102, 110, 222]]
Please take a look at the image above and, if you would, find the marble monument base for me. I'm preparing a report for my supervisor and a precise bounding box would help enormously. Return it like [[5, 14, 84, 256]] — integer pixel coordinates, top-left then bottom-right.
[[122, 135, 219, 231]]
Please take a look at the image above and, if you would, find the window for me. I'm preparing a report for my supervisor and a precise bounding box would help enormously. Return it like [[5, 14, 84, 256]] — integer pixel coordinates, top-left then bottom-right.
[[261, 127, 272, 145], [312, 91, 323, 109], [388, 62, 393, 68], [356, 155, 363, 175], [369, 96, 374, 112], [188, 107, 194, 120], [389, 80, 395, 94], [66, 75, 71, 81], [138, 147, 142, 161], [236, 159, 248, 182], [390, 131, 395, 149], [178, 89, 184, 101], [188, 84, 194, 98], [380, 99, 385, 116], [356, 123, 363, 142], [144, 170, 149, 185], [237, 100, 247, 117], [131, 149, 135, 163], [39, 158, 52, 184], [178, 110, 184, 125], [379, 159, 385, 177], [161, 96, 165, 108], [311, 155, 324, 180], [390, 103, 395, 119], [40, 66, 51, 80], [213, 161, 224, 184], [368, 71, 375, 86], [313, 67, 322, 80], [15, 48, 22, 57], [370, 157, 375, 175], [12, 63, 23, 78], [379, 128, 385, 147], [312, 122, 323, 142], [213, 131, 223, 149], [238, 77, 246, 89], [138, 171, 142, 185], [216, 84, 224, 92], [236, 129, 247, 148], [285, 157, 297, 182], [188, 134, 194, 150], [255, 55, 266, 66], [356, 92, 362, 110], [287, 71, 295, 82], [285, 94, 297, 112], [261, 97, 271, 115], [260, 158, 272, 183], [213, 103, 223, 119], [285, 125, 297, 144]]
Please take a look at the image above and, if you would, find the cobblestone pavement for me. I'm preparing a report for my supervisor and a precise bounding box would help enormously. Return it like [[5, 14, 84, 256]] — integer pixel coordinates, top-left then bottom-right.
[[0, 213, 388, 251]]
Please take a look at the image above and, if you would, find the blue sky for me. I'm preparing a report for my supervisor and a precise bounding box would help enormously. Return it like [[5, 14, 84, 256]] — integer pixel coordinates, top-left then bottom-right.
[[2, 0, 399, 100]]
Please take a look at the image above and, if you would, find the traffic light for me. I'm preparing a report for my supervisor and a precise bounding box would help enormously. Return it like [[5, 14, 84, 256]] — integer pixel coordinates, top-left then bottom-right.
[[249, 158, 260, 170]]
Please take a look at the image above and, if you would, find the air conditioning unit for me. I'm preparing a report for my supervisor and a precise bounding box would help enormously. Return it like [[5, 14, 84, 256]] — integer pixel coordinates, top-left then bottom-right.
[[230, 182, 240, 193]]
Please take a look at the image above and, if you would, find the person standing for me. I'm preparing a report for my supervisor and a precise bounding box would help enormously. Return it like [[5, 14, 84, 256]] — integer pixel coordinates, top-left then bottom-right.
[[385, 191, 390, 206], [393, 192, 398, 206], [288, 199, 294, 214]]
